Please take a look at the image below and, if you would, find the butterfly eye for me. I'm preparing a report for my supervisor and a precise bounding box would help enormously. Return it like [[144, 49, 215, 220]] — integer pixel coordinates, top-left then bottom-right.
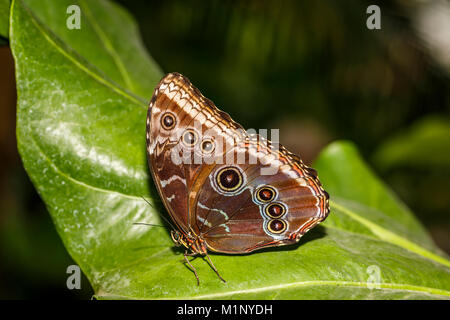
[[265, 202, 286, 218], [182, 129, 198, 147], [256, 186, 276, 203], [161, 112, 176, 130], [170, 230, 181, 244], [201, 138, 215, 154], [267, 219, 287, 234], [216, 167, 243, 192]]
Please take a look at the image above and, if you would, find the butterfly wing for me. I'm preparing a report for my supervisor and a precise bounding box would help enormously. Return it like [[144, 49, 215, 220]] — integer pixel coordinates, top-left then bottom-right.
[[147, 73, 329, 253], [147, 73, 245, 234], [192, 138, 329, 254]]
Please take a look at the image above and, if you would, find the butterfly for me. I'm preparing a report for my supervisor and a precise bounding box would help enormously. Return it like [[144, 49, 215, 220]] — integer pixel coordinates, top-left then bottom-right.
[[145, 73, 330, 284]]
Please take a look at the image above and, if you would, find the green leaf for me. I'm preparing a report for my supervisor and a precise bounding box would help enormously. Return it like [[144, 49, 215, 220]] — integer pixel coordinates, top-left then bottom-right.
[[373, 116, 450, 171], [0, 0, 10, 39], [11, 0, 450, 299]]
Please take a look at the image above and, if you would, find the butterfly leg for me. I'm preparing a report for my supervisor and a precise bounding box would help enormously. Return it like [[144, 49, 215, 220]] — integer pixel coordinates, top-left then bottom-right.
[[183, 251, 200, 285], [204, 253, 226, 283]]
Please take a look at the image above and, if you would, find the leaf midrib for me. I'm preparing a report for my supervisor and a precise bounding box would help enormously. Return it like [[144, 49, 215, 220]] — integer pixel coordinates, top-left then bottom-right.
[[18, 0, 147, 107], [184, 281, 450, 300], [331, 201, 450, 268], [80, 0, 136, 93], [93, 223, 450, 288], [95, 280, 450, 300]]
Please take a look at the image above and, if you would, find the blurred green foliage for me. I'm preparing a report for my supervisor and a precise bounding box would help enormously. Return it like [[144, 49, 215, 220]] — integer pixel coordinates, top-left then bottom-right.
[[374, 117, 450, 170], [0, 0, 9, 39], [0, 170, 92, 299], [373, 117, 450, 232]]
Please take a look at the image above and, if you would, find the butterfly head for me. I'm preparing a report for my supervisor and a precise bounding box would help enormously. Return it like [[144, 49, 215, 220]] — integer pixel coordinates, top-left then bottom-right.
[[170, 230, 209, 255], [170, 230, 186, 248]]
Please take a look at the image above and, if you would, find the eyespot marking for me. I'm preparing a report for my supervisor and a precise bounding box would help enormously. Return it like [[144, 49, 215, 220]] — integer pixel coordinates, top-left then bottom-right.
[[255, 185, 276, 203], [265, 202, 286, 218], [267, 219, 287, 234], [161, 112, 176, 130], [216, 167, 243, 192], [182, 129, 198, 147], [201, 138, 215, 154]]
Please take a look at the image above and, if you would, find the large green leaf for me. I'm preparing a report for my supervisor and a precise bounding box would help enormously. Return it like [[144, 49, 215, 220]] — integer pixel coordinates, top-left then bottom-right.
[[11, 0, 450, 299]]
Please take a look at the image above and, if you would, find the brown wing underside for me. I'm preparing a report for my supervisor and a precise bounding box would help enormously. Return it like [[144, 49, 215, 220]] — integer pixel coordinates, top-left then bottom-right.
[[191, 139, 329, 254], [147, 73, 330, 254], [146, 73, 245, 233]]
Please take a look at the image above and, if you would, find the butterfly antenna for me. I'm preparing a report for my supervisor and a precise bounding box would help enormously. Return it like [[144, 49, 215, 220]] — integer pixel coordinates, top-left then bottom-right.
[[140, 196, 177, 230], [133, 222, 166, 228], [141, 196, 154, 208]]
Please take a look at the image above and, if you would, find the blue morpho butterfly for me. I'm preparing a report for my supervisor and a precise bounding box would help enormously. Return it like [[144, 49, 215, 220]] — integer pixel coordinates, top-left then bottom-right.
[[140, 73, 329, 284]]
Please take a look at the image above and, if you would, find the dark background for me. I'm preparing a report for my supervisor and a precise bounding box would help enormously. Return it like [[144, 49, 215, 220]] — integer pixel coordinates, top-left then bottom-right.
[[0, 0, 449, 299]]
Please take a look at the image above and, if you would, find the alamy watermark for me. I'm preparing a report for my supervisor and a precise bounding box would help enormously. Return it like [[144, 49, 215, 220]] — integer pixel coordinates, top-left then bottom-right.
[[366, 265, 382, 289], [66, 264, 81, 290], [66, 5, 81, 30], [366, 5, 381, 30], [150, 119, 282, 175]]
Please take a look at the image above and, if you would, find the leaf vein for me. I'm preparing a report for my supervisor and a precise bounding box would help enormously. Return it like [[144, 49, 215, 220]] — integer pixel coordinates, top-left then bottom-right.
[[21, 0, 147, 107], [80, 0, 136, 93], [331, 200, 450, 267]]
